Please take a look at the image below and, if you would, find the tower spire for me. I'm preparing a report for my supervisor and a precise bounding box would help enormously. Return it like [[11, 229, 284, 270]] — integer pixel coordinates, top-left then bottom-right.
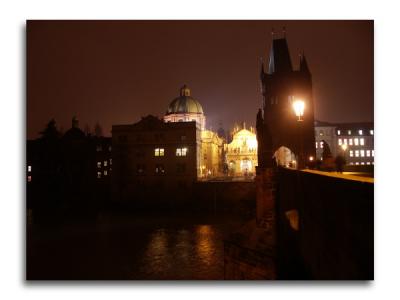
[[300, 51, 310, 74]]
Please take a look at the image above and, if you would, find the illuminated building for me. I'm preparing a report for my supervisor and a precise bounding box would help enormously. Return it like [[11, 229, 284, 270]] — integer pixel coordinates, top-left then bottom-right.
[[112, 85, 225, 202], [164, 85, 206, 130], [225, 124, 258, 176], [164, 85, 224, 178], [315, 121, 374, 166]]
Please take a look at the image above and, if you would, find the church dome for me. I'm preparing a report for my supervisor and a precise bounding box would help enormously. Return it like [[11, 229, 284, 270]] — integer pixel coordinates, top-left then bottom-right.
[[166, 85, 204, 115]]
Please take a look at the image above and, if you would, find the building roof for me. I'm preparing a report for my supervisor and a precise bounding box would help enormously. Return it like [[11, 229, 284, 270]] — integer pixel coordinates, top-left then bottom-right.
[[166, 85, 204, 115]]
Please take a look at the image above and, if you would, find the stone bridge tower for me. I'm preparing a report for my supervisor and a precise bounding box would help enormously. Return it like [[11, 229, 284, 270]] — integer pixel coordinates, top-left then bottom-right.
[[257, 32, 316, 169]]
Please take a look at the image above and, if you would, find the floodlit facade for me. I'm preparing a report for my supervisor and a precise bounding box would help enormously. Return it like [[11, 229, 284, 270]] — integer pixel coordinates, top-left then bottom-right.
[[225, 125, 258, 176]]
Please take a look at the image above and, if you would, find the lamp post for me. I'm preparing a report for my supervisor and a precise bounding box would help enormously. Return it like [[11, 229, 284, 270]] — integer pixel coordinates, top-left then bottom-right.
[[293, 99, 305, 169]]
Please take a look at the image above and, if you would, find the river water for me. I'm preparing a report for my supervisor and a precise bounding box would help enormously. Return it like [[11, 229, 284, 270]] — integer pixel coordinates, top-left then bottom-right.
[[27, 213, 245, 280]]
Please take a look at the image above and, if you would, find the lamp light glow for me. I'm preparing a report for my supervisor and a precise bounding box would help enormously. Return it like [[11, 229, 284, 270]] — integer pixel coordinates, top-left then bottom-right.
[[293, 100, 305, 121]]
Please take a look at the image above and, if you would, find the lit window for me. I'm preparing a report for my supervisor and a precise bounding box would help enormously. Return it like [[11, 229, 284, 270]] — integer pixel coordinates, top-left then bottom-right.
[[360, 138, 365, 146], [367, 162, 371, 165], [27, 175, 32, 182], [366, 150, 370, 157], [350, 150, 354, 157], [370, 130, 374, 135], [356, 162, 360, 165], [361, 162, 365, 165], [337, 130, 341, 135], [338, 138, 342, 145], [372, 150, 374, 157], [355, 150, 360, 157], [360, 150, 365, 157], [154, 148, 165, 157], [320, 141, 324, 148], [104, 161, 108, 167], [97, 172, 101, 179], [97, 162, 101, 168], [315, 142, 318, 149], [28, 165, 32, 172], [104, 170, 108, 176], [344, 138, 347, 145], [359, 130, 363, 135], [349, 139, 353, 145], [349, 162, 354, 165], [354, 138, 359, 146], [176, 147, 188, 156], [348, 130, 351, 135]]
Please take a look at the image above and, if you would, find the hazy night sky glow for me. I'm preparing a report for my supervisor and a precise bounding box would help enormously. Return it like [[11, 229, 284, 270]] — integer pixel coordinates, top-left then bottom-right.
[[27, 20, 373, 139]]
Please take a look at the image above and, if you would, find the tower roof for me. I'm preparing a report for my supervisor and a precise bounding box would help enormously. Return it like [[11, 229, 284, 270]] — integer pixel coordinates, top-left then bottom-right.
[[268, 38, 293, 74]]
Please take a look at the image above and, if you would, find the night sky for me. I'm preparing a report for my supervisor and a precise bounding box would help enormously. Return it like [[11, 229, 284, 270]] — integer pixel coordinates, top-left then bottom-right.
[[27, 20, 373, 139]]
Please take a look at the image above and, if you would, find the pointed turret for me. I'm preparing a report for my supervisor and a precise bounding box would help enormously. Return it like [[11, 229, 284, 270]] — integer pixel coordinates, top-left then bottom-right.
[[300, 52, 311, 75], [268, 36, 293, 74]]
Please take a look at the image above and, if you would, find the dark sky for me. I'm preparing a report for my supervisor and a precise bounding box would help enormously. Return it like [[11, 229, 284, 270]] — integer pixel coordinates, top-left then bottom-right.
[[27, 20, 373, 139]]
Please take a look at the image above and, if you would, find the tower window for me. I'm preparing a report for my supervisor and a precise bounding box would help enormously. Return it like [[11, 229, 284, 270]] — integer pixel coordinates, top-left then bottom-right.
[[104, 161, 108, 167], [360, 138, 365, 146], [97, 162, 101, 168], [354, 138, 359, 146], [370, 130, 374, 135], [28, 165, 32, 172], [360, 150, 365, 157], [337, 130, 341, 135], [338, 139, 342, 146], [366, 150, 370, 157], [359, 129, 363, 135], [348, 130, 352, 135], [350, 150, 354, 157]]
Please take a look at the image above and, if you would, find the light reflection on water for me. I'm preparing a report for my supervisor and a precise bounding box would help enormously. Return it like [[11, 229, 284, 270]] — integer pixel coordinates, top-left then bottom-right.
[[139, 224, 223, 280]]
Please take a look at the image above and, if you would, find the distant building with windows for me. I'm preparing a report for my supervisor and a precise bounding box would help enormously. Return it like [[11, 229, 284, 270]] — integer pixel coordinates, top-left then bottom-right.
[[111, 85, 226, 203], [315, 121, 374, 166]]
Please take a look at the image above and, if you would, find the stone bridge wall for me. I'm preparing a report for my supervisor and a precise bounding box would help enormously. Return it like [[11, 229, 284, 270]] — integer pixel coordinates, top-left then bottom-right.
[[275, 167, 374, 279]]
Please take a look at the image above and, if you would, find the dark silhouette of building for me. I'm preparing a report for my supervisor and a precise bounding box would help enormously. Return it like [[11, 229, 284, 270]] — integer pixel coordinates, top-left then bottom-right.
[[257, 32, 316, 168], [27, 117, 112, 223]]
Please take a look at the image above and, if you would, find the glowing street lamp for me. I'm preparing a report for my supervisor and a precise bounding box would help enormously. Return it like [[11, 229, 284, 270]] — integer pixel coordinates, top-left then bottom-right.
[[293, 100, 305, 122], [293, 99, 305, 169]]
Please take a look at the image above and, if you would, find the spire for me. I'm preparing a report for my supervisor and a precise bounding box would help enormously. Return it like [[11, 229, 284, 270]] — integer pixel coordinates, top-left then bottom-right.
[[267, 32, 293, 74], [300, 52, 311, 74]]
